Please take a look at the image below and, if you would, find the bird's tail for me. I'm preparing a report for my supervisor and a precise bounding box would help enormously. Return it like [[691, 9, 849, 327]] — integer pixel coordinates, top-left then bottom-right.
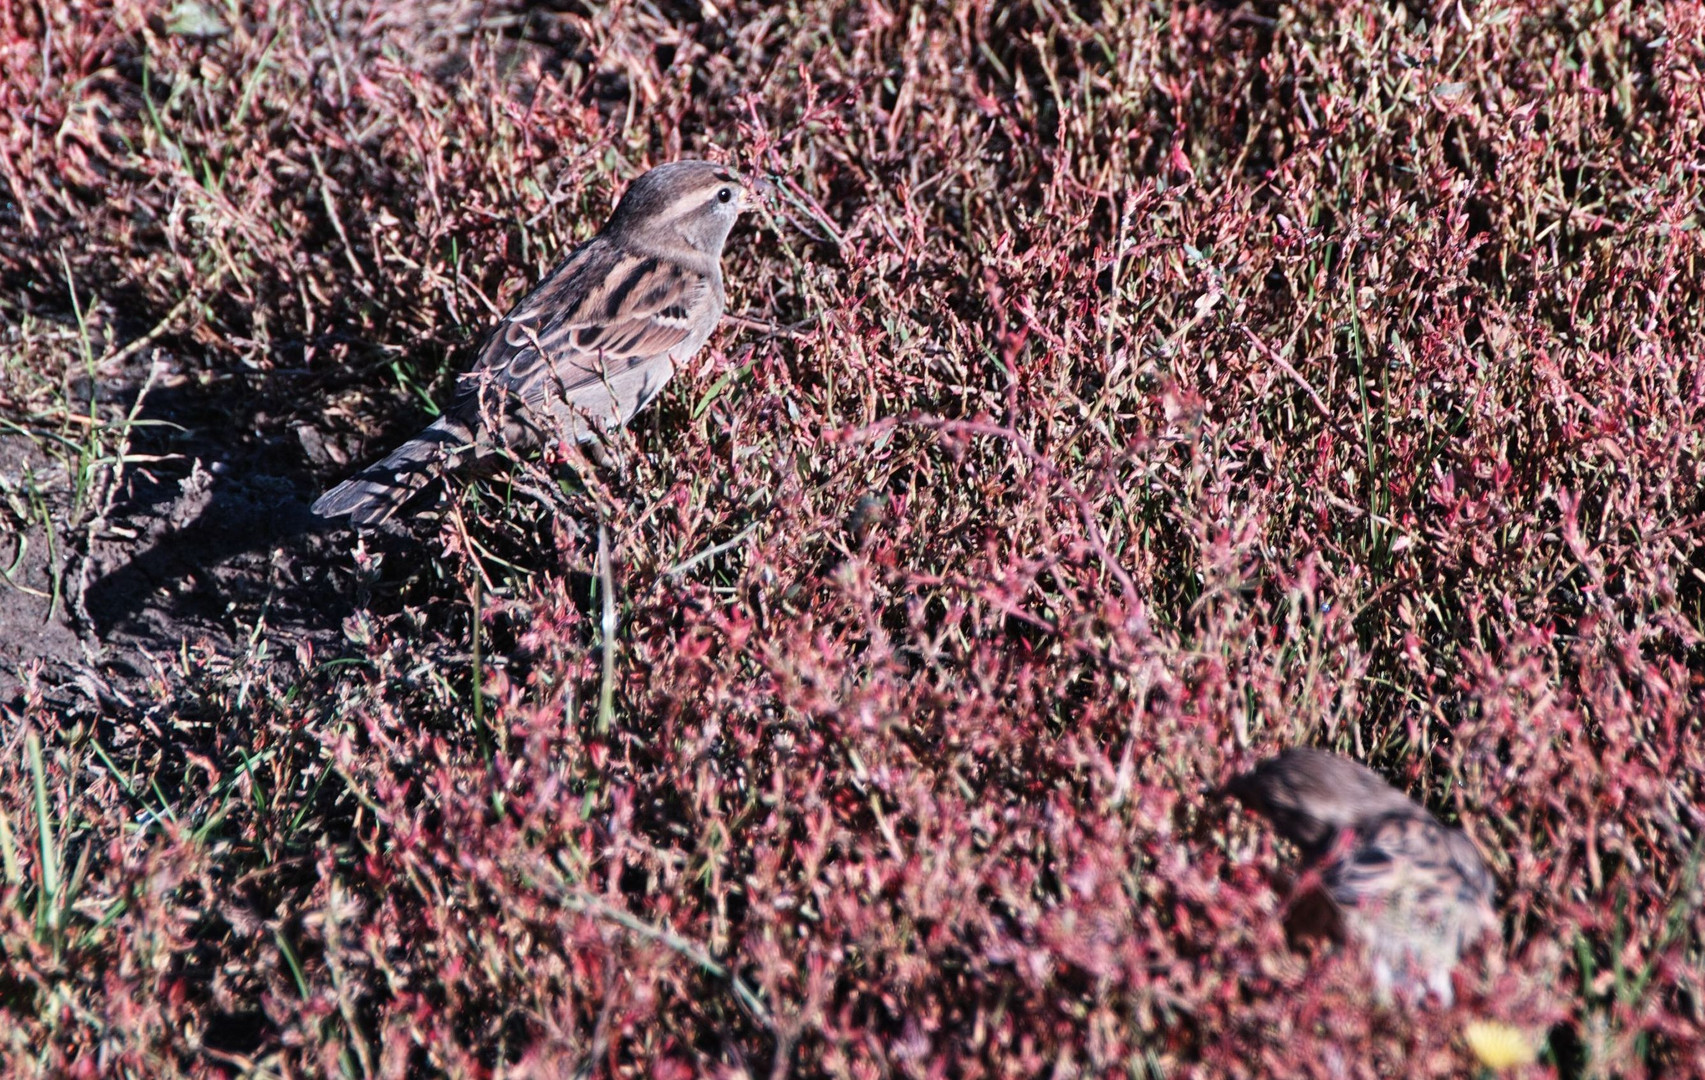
[[310, 415, 472, 527]]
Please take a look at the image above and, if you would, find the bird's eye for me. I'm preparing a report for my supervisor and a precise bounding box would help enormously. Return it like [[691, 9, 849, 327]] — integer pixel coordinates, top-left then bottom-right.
[[717, 187, 733, 204]]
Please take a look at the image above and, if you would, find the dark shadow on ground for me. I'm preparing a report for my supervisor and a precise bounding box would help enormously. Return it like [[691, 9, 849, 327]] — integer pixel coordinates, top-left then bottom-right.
[[0, 338, 424, 715]]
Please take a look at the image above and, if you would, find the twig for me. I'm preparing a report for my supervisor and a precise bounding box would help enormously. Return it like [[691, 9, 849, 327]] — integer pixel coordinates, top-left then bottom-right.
[[572, 955, 619, 1080], [304, 0, 352, 110], [664, 521, 763, 578], [67, 355, 166, 638], [768, 174, 844, 247], [1236, 324, 1367, 460], [868, 414, 1143, 610], [550, 877, 773, 1028], [310, 146, 376, 295], [468, 573, 492, 765], [597, 524, 617, 733], [1237, 325, 1332, 420], [93, 291, 199, 372], [723, 313, 822, 338]]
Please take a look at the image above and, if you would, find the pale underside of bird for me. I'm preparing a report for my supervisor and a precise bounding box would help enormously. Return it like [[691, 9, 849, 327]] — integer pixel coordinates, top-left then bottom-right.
[[1224, 748, 1498, 1006], [311, 159, 749, 527]]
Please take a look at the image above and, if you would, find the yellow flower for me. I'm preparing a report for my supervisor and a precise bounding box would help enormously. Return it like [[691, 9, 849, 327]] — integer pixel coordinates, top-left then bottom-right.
[[1464, 1020, 1538, 1070]]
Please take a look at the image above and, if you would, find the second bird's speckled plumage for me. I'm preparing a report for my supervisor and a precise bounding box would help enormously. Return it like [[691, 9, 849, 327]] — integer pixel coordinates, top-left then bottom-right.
[[1225, 748, 1498, 1005]]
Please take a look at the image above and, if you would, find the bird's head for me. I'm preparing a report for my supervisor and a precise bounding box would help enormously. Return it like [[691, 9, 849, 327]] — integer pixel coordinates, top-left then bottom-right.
[[607, 160, 751, 257]]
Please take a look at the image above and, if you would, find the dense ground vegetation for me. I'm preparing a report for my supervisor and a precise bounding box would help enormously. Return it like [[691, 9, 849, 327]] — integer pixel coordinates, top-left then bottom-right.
[[1, 0, 1702, 1075]]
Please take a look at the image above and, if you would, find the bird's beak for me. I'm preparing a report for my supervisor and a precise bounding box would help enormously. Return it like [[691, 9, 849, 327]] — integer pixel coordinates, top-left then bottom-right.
[[744, 173, 782, 210]]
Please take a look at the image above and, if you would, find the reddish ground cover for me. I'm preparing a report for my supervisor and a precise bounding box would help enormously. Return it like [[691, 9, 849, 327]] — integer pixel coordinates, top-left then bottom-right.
[[0, 0, 1701, 1075]]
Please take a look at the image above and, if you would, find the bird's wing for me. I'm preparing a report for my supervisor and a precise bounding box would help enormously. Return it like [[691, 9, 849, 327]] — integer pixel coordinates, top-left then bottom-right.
[[1324, 818, 1406, 910], [458, 240, 714, 414], [1325, 813, 1477, 920]]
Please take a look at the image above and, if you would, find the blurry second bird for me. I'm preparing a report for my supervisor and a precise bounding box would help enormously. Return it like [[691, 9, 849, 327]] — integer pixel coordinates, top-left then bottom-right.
[[1224, 748, 1498, 1005]]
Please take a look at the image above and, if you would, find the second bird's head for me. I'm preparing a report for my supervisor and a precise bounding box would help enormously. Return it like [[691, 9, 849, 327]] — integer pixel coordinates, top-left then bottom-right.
[[605, 160, 751, 257]]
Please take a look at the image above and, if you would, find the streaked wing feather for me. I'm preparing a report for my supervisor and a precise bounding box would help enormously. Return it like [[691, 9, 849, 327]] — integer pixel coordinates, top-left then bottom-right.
[[1325, 813, 1490, 922], [462, 241, 709, 408]]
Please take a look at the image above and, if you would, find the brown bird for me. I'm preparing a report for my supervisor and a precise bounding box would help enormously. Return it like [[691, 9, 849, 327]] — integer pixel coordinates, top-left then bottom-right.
[[312, 160, 751, 526], [1223, 748, 1497, 1005]]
